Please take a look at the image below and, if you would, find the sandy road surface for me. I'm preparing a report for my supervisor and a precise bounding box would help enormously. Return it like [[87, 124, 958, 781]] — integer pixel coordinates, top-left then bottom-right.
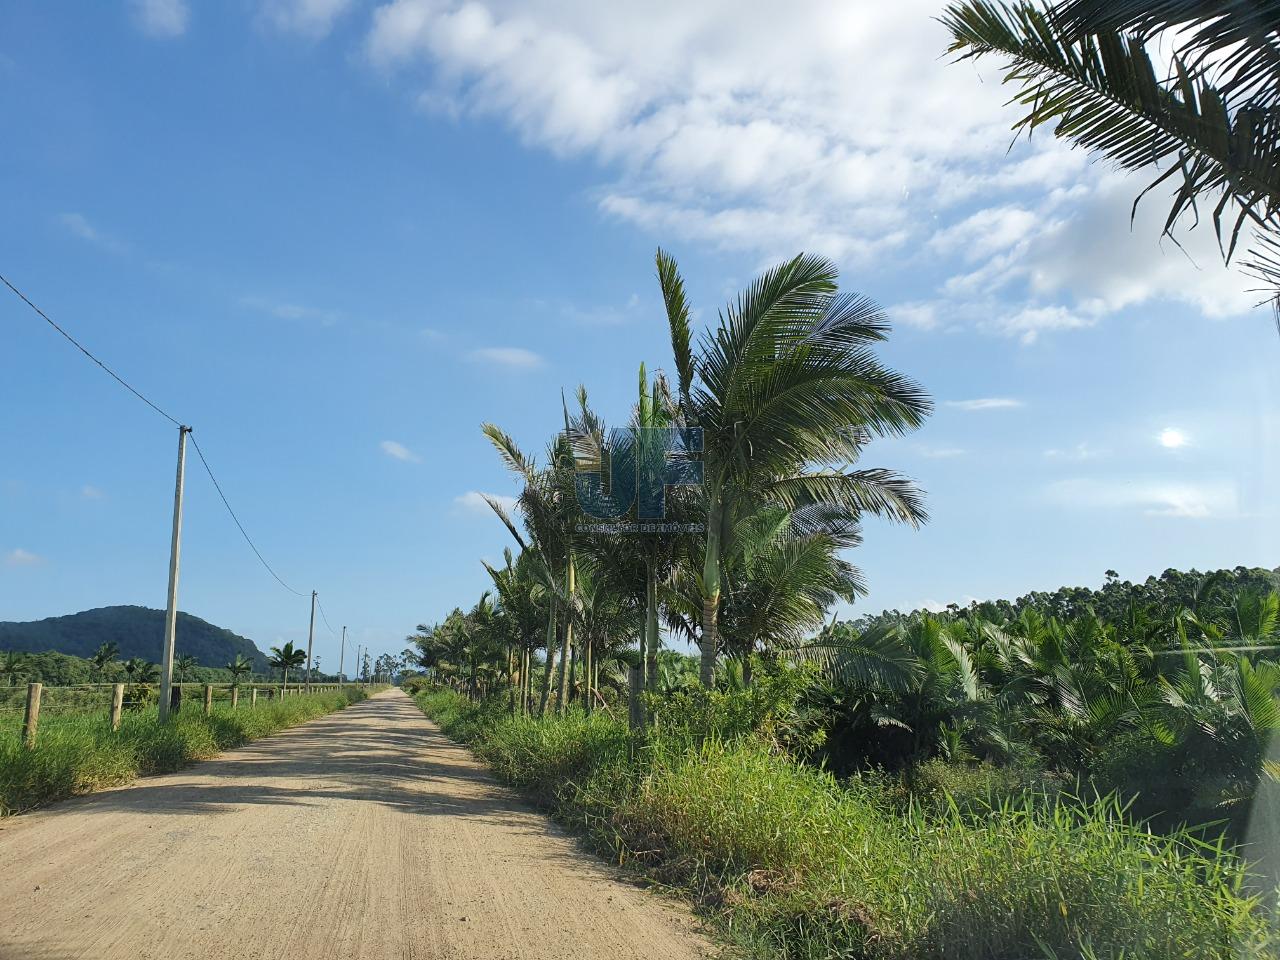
[[0, 689, 711, 960]]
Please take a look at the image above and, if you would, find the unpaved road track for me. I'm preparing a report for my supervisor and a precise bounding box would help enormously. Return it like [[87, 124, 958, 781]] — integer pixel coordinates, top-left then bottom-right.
[[0, 689, 711, 960]]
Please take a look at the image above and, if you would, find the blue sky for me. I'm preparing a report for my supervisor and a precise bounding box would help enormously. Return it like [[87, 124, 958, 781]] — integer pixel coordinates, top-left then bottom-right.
[[1, 1, 1276, 668]]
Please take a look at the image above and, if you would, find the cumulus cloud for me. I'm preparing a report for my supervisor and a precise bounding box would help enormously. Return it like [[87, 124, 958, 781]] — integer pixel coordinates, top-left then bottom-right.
[[468, 346, 544, 369], [1046, 478, 1237, 519], [354, 1, 1266, 339], [4, 548, 43, 568], [129, 0, 189, 37], [380, 440, 421, 462], [455, 490, 518, 514], [944, 397, 1023, 411]]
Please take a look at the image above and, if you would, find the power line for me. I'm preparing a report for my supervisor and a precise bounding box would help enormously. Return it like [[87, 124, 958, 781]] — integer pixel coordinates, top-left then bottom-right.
[[316, 594, 338, 636], [189, 432, 309, 598], [5, 271, 334, 614], [1, 273, 181, 427]]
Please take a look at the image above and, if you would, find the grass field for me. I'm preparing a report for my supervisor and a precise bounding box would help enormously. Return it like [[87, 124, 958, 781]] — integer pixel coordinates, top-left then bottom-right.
[[0, 687, 372, 816], [414, 688, 1279, 960]]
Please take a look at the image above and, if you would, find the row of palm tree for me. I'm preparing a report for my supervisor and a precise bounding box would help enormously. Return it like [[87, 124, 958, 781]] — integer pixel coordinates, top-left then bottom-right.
[[408, 249, 932, 719]]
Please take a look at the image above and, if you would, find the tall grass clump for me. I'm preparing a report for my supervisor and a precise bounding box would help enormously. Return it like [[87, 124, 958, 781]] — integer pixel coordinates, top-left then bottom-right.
[[414, 687, 1278, 960], [0, 688, 368, 816]]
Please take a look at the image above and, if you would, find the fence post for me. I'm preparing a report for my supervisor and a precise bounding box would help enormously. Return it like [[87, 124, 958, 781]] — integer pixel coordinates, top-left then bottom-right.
[[21, 682, 42, 749], [251, 688, 258, 709], [203, 684, 213, 715], [110, 683, 124, 731], [231, 686, 239, 710]]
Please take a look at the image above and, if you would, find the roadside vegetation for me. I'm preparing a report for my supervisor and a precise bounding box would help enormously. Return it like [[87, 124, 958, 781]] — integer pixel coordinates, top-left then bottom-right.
[[0, 687, 371, 816], [412, 683, 1276, 960], [400, 234, 1280, 957]]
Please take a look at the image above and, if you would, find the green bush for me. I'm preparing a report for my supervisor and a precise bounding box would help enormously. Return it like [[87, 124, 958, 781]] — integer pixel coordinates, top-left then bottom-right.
[[0, 688, 367, 816], [414, 687, 1278, 960]]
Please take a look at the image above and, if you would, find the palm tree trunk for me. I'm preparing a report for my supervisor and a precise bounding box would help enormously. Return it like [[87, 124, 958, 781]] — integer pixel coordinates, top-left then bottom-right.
[[742, 654, 753, 688], [507, 645, 516, 714], [538, 606, 557, 717], [699, 493, 723, 688], [583, 636, 593, 715], [645, 563, 660, 694], [557, 556, 576, 713]]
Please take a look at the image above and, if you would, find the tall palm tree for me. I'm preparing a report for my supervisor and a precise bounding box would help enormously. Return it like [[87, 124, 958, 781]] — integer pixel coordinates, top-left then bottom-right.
[[91, 642, 119, 680], [942, 0, 1280, 312], [226, 654, 253, 686], [658, 248, 931, 685], [123, 658, 159, 685], [175, 653, 199, 683], [481, 424, 580, 715], [268, 642, 306, 692]]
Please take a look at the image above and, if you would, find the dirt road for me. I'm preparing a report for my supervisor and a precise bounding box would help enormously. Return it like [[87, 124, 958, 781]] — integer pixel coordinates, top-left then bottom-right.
[[0, 689, 711, 960]]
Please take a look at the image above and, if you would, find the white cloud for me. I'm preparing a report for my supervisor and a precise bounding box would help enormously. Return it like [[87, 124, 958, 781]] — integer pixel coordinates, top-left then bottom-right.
[[988, 305, 1096, 345], [380, 440, 421, 462], [917, 445, 965, 459], [890, 301, 939, 331], [241, 296, 339, 326], [81, 484, 105, 500], [468, 346, 544, 369], [259, 0, 359, 38], [1046, 478, 1237, 519], [455, 490, 518, 514], [945, 397, 1023, 412], [1159, 427, 1190, 449], [1044, 442, 1102, 462], [4, 548, 43, 568], [359, 1, 1263, 333], [58, 213, 127, 254], [129, 0, 189, 37]]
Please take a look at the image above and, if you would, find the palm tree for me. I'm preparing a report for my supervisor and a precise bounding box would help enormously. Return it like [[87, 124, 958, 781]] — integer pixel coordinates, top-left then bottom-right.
[[658, 248, 931, 685], [481, 424, 581, 714], [175, 653, 199, 683], [91, 642, 119, 680], [942, 0, 1280, 313], [0, 651, 25, 687], [268, 642, 306, 692], [123, 658, 159, 684], [226, 654, 253, 686]]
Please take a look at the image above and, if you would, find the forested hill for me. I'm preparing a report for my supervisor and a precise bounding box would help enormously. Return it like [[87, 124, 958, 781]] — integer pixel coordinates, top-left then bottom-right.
[[0, 606, 269, 672]]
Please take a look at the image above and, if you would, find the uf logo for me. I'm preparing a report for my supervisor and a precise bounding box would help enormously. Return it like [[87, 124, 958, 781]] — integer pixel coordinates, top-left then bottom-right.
[[575, 427, 703, 521]]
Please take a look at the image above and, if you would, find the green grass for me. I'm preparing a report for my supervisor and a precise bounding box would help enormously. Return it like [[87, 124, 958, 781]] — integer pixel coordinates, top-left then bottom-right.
[[414, 688, 1278, 960], [0, 688, 370, 816]]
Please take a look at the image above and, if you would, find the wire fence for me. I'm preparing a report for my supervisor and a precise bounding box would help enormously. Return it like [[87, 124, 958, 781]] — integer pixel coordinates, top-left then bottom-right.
[[0, 681, 369, 746]]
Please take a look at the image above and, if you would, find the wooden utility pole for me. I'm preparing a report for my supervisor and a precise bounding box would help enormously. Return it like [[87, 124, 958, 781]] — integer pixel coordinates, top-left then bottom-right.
[[158, 425, 191, 723], [338, 626, 347, 682], [304, 590, 317, 692]]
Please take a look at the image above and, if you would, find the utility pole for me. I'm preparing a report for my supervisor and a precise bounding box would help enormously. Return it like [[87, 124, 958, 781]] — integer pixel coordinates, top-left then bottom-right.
[[305, 590, 317, 692], [338, 626, 346, 682], [158, 425, 191, 723]]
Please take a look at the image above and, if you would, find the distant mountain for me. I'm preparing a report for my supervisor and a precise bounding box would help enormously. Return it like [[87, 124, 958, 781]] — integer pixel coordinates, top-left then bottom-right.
[[0, 606, 269, 672]]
